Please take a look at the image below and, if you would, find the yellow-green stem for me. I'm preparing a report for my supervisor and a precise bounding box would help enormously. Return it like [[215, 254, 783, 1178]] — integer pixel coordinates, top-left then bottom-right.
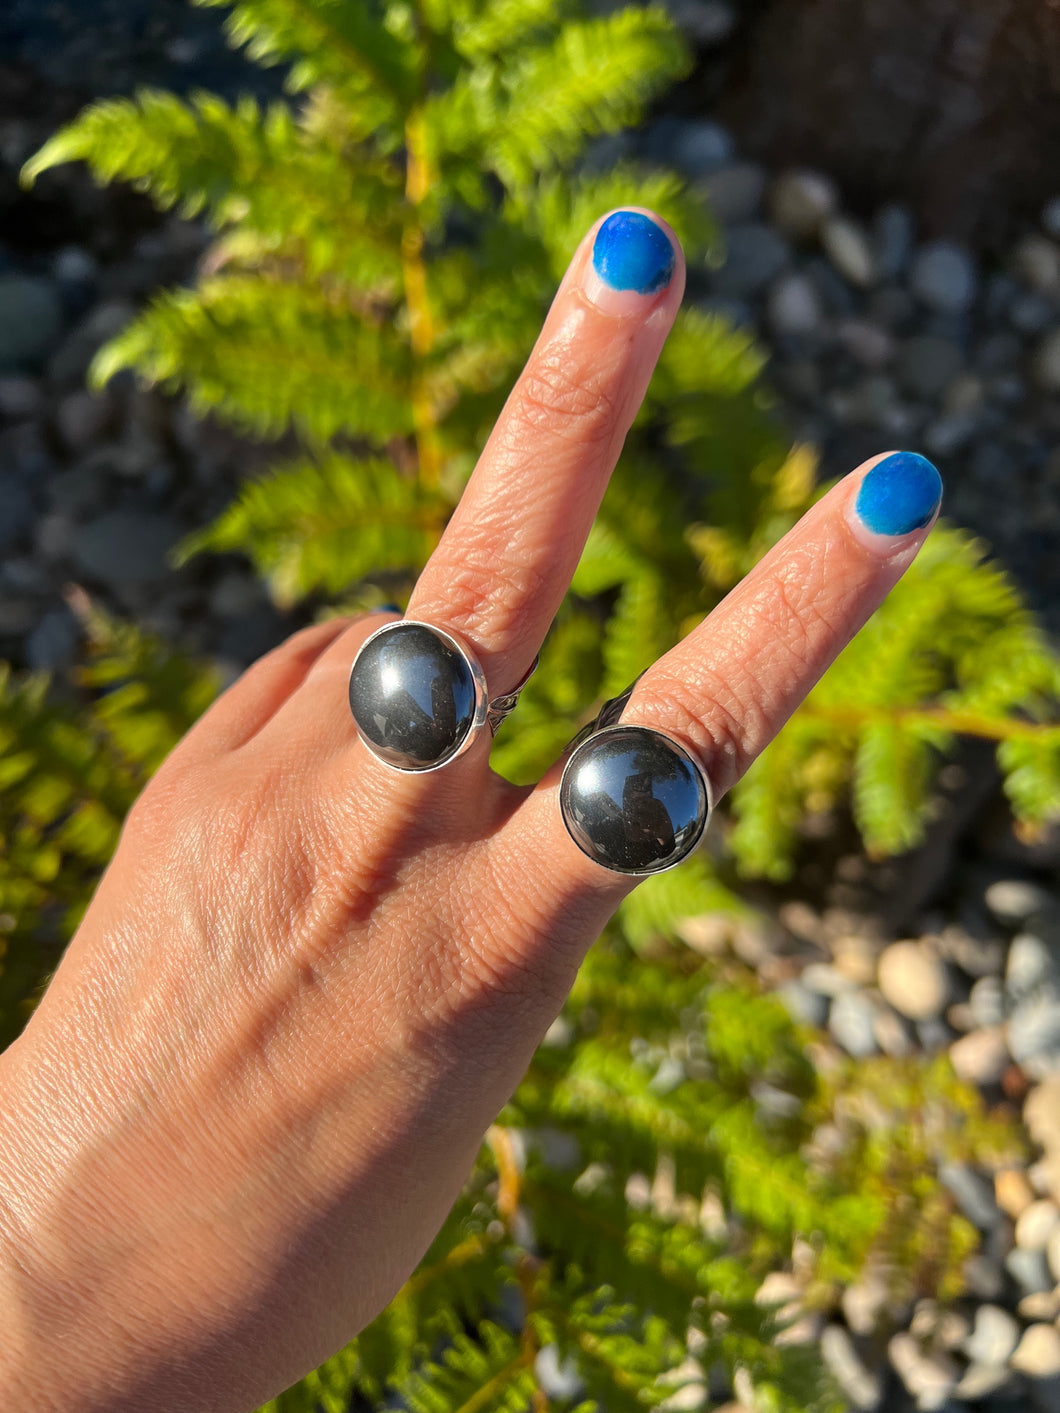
[[403, 107, 443, 491]]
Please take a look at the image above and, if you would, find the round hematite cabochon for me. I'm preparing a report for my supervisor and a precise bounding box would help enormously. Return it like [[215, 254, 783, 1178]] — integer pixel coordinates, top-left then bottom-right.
[[560, 725, 709, 875], [348, 621, 486, 772]]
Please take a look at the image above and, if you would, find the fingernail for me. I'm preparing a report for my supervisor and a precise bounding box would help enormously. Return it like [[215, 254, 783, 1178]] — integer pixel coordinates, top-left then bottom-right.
[[850, 451, 943, 546], [583, 210, 676, 314], [377, 602, 403, 614]]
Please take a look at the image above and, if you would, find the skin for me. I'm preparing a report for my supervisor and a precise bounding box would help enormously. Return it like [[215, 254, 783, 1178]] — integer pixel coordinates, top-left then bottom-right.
[[0, 210, 939, 1412]]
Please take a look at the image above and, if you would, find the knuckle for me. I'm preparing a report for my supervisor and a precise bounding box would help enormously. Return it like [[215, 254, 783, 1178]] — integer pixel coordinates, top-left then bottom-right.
[[424, 536, 551, 658], [636, 674, 763, 797]]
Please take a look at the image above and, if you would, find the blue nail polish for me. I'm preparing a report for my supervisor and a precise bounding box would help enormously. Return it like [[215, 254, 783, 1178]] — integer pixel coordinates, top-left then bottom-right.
[[592, 211, 675, 295], [377, 602, 403, 614], [855, 452, 943, 536]]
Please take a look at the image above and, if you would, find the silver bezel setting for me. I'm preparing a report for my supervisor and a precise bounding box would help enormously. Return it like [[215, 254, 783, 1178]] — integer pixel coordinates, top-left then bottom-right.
[[348, 619, 489, 773]]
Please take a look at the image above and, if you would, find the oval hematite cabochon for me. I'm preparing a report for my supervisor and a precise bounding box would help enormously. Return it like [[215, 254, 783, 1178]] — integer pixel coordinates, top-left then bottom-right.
[[560, 726, 708, 875], [348, 622, 479, 771]]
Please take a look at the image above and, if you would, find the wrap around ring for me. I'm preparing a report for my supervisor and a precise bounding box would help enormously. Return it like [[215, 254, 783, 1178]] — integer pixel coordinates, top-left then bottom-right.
[[348, 619, 536, 773], [559, 687, 712, 876]]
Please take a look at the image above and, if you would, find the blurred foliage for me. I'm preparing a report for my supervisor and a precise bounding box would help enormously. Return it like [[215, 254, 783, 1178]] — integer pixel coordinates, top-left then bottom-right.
[[8, 0, 1057, 1404]]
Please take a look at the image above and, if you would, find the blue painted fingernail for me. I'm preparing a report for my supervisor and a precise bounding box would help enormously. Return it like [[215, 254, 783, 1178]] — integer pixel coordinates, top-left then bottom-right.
[[592, 211, 676, 295], [377, 602, 403, 614], [855, 452, 942, 536]]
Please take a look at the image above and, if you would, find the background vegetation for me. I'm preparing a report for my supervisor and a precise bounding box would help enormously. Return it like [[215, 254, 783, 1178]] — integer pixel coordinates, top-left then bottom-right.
[[4, 0, 1059, 1405]]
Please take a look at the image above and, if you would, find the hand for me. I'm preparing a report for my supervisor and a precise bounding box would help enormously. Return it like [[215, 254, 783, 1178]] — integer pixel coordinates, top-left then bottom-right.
[[0, 209, 941, 1412]]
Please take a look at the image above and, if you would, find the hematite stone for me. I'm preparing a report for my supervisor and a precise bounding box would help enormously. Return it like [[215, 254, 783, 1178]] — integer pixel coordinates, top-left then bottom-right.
[[560, 725, 708, 875], [348, 622, 481, 771]]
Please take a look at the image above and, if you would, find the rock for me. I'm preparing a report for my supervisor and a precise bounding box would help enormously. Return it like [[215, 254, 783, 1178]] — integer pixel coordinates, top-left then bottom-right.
[[0, 598, 41, 635], [26, 606, 81, 672], [535, 1345, 585, 1401], [949, 1027, 1009, 1085], [800, 962, 852, 997], [940, 1162, 1000, 1230], [768, 169, 838, 240], [841, 1273, 890, 1336], [1026, 1078, 1060, 1155], [1048, 1223, 1060, 1280], [873, 1007, 915, 1058], [943, 372, 986, 415], [0, 480, 36, 554], [877, 941, 950, 1020], [820, 1325, 881, 1411], [1017, 1199, 1060, 1250], [662, 0, 734, 46], [821, 216, 877, 287], [1012, 1324, 1060, 1378], [0, 274, 64, 372], [805, 256, 857, 316], [1010, 293, 1056, 336], [701, 163, 768, 225], [55, 390, 112, 453], [944, 924, 1006, 982], [1014, 235, 1060, 296], [887, 1332, 957, 1410], [47, 299, 136, 388], [1019, 1290, 1060, 1321], [71, 510, 181, 586], [35, 512, 74, 562], [836, 320, 895, 369], [766, 273, 822, 338], [910, 242, 979, 314], [987, 880, 1057, 928], [51, 245, 99, 290], [1008, 998, 1060, 1077], [996, 1167, 1036, 1220], [924, 411, 980, 457], [963, 1252, 1005, 1300], [777, 979, 828, 1029], [1044, 198, 1060, 240], [1032, 329, 1060, 394], [1005, 1245, 1053, 1294], [963, 1304, 1020, 1366], [955, 1363, 1016, 1400], [0, 376, 44, 420], [209, 571, 266, 621], [711, 223, 790, 297], [869, 284, 917, 330], [829, 991, 879, 1057], [897, 336, 965, 401], [872, 204, 916, 281], [1007, 934, 1058, 999], [665, 119, 734, 177]]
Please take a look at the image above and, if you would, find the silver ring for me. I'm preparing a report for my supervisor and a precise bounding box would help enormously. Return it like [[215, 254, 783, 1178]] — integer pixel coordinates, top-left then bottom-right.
[[559, 691, 712, 875], [348, 619, 536, 773]]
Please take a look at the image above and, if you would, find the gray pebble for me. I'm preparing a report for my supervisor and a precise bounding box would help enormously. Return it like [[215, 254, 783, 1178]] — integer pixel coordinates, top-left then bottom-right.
[[664, 0, 734, 46], [821, 216, 877, 288], [1009, 292, 1056, 336], [924, 410, 980, 457], [897, 335, 965, 400], [911, 241, 979, 314], [963, 1252, 1005, 1300], [1007, 997, 1060, 1076], [970, 976, 1006, 1028], [26, 606, 81, 672], [987, 879, 1057, 928], [768, 169, 838, 240], [657, 118, 733, 176], [766, 272, 823, 337], [872, 204, 916, 280], [975, 331, 1023, 374], [940, 1162, 1001, 1230], [820, 1325, 881, 1411], [0, 274, 65, 373], [700, 162, 768, 225], [836, 320, 895, 369], [1006, 933, 1058, 999], [0, 480, 36, 553], [711, 223, 790, 297], [963, 1303, 1020, 1366], [868, 285, 917, 330], [829, 991, 879, 1057], [888, 1332, 958, 1410], [1013, 234, 1060, 297], [1043, 197, 1060, 241], [0, 376, 44, 420], [72, 510, 182, 586], [777, 979, 829, 1028], [1006, 1244, 1054, 1294], [1032, 328, 1060, 393], [806, 256, 858, 316], [802, 962, 854, 997]]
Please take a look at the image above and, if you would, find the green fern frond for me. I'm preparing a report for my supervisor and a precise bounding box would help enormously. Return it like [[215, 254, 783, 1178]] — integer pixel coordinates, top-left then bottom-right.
[[177, 454, 448, 606], [91, 277, 415, 443]]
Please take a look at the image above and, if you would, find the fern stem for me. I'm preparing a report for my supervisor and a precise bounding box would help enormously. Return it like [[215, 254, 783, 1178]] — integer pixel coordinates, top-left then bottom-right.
[[402, 107, 443, 491], [802, 703, 1060, 744], [452, 1350, 536, 1413]]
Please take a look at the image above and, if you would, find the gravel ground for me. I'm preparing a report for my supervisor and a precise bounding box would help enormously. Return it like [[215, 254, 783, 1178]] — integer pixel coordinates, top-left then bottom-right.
[[2, 9, 1060, 1413]]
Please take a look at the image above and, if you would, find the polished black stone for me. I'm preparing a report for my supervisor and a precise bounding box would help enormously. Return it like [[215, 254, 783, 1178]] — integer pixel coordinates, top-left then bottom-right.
[[348, 622, 479, 771], [560, 726, 708, 874]]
